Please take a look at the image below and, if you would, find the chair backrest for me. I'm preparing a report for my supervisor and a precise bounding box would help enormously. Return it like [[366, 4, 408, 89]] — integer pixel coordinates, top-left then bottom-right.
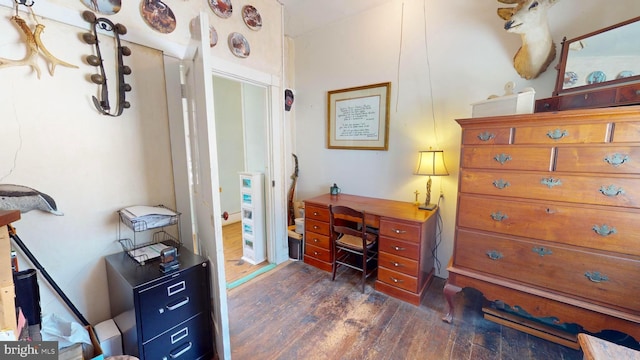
[[329, 205, 376, 243]]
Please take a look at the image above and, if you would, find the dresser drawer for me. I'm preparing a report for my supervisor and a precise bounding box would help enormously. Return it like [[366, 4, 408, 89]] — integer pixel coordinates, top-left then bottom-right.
[[454, 229, 640, 312], [305, 218, 330, 236], [305, 232, 330, 250], [461, 146, 552, 171], [142, 313, 211, 359], [379, 219, 421, 243], [616, 83, 640, 105], [556, 146, 640, 174], [462, 127, 512, 145], [137, 266, 208, 342], [304, 243, 331, 263], [457, 194, 640, 256], [513, 123, 610, 144], [377, 267, 418, 293], [559, 89, 617, 111], [459, 169, 640, 208], [305, 205, 329, 222], [378, 237, 419, 261], [612, 121, 640, 143], [379, 251, 419, 276]]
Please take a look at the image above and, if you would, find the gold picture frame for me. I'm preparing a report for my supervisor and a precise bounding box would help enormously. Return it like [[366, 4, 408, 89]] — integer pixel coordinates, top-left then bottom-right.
[[327, 82, 391, 150]]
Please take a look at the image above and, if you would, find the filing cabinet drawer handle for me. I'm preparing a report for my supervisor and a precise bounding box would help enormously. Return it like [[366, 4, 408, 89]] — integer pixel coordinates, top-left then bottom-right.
[[171, 327, 189, 344], [490, 212, 508, 221], [494, 153, 512, 165], [486, 250, 503, 260], [599, 185, 625, 197], [166, 296, 190, 311], [392, 228, 407, 234], [169, 341, 193, 359], [585, 271, 608, 283], [393, 246, 405, 251], [547, 129, 568, 140], [493, 179, 510, 190], [604, 153, 629, 167], [477, 131, 495, 142], [532, 247, 552, 256], [167, 281, 186, 296], [592, 224, 617, 236], [541, 177, 562, 188], [389, 277, 404, 284]]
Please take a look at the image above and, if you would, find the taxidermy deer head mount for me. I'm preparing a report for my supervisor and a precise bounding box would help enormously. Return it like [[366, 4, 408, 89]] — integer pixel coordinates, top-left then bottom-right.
[[497, 0, 559, 79]]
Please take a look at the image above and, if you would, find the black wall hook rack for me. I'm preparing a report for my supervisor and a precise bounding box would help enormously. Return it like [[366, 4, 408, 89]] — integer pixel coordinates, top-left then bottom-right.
[[15, 0, 35, 7], [82, 10, 132, 117]]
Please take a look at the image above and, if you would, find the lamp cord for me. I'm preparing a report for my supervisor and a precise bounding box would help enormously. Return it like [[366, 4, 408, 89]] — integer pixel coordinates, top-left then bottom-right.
[[432, 195, 443, 274], [395, 2, 405, 112], [423, 0, 440, 149]]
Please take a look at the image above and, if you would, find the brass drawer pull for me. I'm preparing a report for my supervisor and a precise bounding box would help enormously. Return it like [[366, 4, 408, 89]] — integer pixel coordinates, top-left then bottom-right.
[[532, 246, 552, 256], [585, 271, 608, 283], [313, 238, 320, 243], [486, 250, 503, 260], [477, 131, 496, 142], [494, 153, 512, 165], [313, 225, 319, 230], [313, 251, 320, 256], [592, 224, 617, 236], [541, 177, 562, 188], [392, 228, 407, 234], [604, 153, 629, 167], [313, 211, 320, 216], [393, 246, 406, 251], [599, 185, 625, 197], [391, 261, 403, 267], [493, 179, 510, 189], [547, 129, 568, 140], [490, 211, 508, 221], [390, 277, 404, 284]]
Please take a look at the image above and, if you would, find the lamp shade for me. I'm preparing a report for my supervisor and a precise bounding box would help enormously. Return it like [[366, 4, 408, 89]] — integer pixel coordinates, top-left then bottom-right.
[[415, 150, 449, 176]]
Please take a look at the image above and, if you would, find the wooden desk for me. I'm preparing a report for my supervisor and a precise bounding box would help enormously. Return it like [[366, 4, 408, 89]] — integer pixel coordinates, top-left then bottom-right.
[[303, 194, 438, 305]]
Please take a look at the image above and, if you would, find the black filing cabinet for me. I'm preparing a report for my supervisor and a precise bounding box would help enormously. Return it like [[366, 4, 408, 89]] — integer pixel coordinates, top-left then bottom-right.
[[105, 247, 213, 360]]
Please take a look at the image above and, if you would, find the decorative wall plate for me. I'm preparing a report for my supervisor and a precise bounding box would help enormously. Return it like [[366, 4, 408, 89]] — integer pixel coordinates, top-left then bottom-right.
[[209, 0, 233, 19], [617, 70, 634, 79], [81, 0, 121, 15], [563, 71, 578, 86], [140, 0, 176, 34], [586, 71, 606, 84], [228, 32, 250, 58], [242, 5, 262, 30], [209, 26, 218, 47]]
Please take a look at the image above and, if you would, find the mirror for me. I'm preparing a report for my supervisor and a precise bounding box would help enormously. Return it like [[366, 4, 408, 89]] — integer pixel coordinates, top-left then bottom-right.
[[554, 16, 640, 96]]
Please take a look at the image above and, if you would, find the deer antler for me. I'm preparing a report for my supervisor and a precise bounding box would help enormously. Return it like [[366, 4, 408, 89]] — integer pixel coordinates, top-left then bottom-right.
[[0, 15, 41, 78], [34, 23, 79, 76]]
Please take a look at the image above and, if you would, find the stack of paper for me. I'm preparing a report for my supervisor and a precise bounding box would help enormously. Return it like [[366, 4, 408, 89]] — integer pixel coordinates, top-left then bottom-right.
[[120, 205, 177, 231]]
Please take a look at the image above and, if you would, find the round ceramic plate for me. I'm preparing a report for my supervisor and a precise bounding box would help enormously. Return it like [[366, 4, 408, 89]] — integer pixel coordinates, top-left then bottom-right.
[[617, 70, 634, 79], [209, 26, 218, 47], [209, 0, 233, 19], [81, 0, 121, 15], [228, 32, 250, 58], [140, 0, 176, 34], [242, 5, 262, 31], [586, 71, 606, 84], [563, 71, 578, 86]]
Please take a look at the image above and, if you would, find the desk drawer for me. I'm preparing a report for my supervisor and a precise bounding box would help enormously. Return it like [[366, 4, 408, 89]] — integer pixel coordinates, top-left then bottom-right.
[[304, 243, 331, 263], [305, 232, 330, 250], [379, 252, 418, 276], [379, 219, 421, 243], [305, 205, 329, 222], [138, 266, 208, 343], [454, 229, 640, 312], [378, 237, 419, 261], [305, 218, 329, 236], [461, 146, 553, 171], [377, 267, 418, 293]]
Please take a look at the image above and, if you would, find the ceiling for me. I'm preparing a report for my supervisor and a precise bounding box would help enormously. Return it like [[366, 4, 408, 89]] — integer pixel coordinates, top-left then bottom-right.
[[278, 0, 393, 38]]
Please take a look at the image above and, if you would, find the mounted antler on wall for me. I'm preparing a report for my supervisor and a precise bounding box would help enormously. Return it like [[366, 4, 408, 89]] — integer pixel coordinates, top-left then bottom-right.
[[497, 0, 559, 80]]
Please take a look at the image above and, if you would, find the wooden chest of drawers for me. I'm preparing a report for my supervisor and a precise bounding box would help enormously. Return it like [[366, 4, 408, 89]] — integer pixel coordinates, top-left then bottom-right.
[[304, 194, 437, 305], [445, 106, 640, 346]]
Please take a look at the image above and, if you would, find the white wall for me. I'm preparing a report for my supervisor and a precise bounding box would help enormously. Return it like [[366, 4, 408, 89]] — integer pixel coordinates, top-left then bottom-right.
[[291, 0, 640, 278]]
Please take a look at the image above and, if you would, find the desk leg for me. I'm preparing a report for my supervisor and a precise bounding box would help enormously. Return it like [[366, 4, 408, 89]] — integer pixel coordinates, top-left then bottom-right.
[[442, 282, 462, 323]]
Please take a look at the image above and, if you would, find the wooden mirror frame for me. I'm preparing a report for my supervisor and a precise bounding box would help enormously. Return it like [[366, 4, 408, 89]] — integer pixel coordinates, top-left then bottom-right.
[[553, 16, 640, 97]]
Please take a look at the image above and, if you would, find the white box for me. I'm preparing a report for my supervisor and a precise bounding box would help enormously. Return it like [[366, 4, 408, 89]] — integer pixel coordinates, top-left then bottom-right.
[[94, 319, 122, 357], [471, 89, 535, 118]]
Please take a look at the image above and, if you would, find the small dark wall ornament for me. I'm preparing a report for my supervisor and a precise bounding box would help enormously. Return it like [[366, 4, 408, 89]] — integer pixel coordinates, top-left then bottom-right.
[[81, 11, 132, 116], [285, 89, 294, 111]]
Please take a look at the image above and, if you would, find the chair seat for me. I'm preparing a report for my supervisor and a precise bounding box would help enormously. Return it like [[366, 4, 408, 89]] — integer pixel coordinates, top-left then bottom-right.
[[336, 233, 375, 250]]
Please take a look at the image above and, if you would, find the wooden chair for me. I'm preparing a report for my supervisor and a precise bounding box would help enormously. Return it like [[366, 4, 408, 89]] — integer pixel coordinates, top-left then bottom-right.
[[329, 205, 378, 293]]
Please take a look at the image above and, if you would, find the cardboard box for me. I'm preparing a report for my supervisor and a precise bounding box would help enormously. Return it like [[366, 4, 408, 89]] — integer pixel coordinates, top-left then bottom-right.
[[86, 325, 104, 360], [471, 90, 535, 118], [94, 319, 122, 357]]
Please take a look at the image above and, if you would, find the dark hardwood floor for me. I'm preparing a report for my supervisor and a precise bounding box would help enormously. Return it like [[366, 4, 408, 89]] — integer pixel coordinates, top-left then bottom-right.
[[227, 261, 583, 359]]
